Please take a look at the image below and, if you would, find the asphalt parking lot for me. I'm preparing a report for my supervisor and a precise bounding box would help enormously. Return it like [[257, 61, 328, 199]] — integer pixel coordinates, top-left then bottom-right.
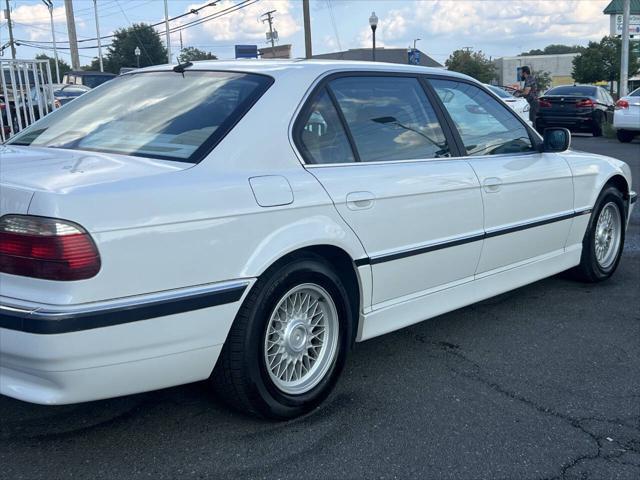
[[1, 135, 639, 480]]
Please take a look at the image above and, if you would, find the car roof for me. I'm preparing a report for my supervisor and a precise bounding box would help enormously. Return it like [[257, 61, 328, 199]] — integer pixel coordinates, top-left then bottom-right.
[[127, 59, 470, 81]]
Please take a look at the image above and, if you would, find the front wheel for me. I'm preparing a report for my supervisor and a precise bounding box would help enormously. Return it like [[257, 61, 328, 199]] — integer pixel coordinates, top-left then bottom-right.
[[571, 187, 625, 282], [211, 253, 352, 419], [616, 130, 635, 143]]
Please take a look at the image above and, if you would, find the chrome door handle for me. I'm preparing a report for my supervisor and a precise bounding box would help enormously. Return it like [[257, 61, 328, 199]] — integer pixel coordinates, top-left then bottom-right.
[[346, 191, 375, 210], [483, 177, 503, 193]]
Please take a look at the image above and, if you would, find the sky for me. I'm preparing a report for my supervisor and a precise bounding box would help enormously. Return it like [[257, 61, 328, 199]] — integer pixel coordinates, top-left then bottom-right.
[[0, 0, 613, 66]]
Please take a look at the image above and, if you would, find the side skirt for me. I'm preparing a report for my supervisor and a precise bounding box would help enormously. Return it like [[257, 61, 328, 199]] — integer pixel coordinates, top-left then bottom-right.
[[357, 245, 582, 341]]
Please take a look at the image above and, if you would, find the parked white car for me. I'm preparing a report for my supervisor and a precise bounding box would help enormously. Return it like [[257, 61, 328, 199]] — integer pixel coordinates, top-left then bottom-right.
[[0, 61, 636, 419], [614, 87, 640, 143], [485, 84, 531, 125]]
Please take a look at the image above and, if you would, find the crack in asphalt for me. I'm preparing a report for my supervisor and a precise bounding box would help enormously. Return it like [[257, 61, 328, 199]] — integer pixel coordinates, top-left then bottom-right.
[[409, 333, 640, 480]]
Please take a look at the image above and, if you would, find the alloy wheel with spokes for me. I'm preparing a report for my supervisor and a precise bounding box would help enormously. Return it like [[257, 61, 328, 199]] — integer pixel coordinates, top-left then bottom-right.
[[572, 186, 626, 282], [212, 253, 352, 418], [264, 283, 339, 395], [594, 202, 622, 270]]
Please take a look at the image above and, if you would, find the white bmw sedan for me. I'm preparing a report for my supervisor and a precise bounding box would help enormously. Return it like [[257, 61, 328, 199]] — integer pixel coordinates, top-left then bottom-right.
[[0, 61, 635, 419], [614, 86, 640, 143], [485, 84, 531, 125]]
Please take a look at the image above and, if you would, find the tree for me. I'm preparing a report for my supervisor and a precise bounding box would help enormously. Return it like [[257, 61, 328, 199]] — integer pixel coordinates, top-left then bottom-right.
[[35, 53, 71, 81], [532, 69, 553, 93], [572, 36, 638, 95], [445, 49, 496, 83], [520, 44, 585, 56], [178, 47, 217, 63], [97, 23, 167, 74]]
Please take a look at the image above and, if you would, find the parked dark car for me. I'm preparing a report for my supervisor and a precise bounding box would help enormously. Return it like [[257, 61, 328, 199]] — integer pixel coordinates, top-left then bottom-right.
[[62, 70, 116, 88], [536, 85, 615, 136], [15, 84, 91, 122]]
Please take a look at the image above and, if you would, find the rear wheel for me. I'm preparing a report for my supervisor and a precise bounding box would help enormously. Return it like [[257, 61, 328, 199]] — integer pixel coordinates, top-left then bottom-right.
[[571, 186, 625, 282], [591, 111, 604, 137], [616, 130, 635, 143], [211, 253, 352, 419]]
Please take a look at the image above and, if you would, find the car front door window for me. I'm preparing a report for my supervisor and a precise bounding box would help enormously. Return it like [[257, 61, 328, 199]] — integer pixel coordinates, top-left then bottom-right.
[[430, 79, 534, 156]]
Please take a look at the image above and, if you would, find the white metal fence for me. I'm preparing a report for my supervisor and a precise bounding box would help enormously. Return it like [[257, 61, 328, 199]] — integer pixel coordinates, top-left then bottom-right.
[[1, 58, 56, 142]]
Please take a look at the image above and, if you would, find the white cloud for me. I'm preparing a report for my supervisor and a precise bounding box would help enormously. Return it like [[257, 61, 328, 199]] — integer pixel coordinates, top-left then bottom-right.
[[11, 3, 85, 42], [171, 0, 299, 48], [355, 0, 609, 53]]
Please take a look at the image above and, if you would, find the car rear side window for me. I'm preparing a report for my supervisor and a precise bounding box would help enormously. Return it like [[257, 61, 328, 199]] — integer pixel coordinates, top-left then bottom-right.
[[297, 88, 356, 164], [9, 71, 273, 163], [328, 76, 450, 162], [430, 79, 534, 157]]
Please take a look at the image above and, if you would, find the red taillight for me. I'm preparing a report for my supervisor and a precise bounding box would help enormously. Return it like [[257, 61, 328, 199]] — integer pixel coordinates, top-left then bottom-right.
[[616, 99, 629, 109], [0, 215, 100, 281], [575, 99, 595, 108], [539, 99, 552, 108]]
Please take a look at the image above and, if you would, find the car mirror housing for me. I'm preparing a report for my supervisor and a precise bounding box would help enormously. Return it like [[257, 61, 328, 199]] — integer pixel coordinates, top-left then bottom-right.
[[542, 128, 571, 152]]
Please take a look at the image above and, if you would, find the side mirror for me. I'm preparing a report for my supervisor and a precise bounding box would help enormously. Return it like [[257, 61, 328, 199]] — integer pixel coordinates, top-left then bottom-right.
[[542, 128, 571, 152]]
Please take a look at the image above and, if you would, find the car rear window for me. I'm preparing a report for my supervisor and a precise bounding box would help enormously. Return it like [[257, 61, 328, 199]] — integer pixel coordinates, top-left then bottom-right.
[[8, 71, 273, 163], [545, 86, 596, 96], [630, 87, 640, 97]]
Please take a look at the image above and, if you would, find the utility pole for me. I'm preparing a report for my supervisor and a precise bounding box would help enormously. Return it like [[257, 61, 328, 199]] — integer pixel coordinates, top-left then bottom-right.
[[164, 0, 172, 63], [93, 0, 103, 72], [303, 0, 312, 59], [261, 10, 276, 58], [64, 0, 80, 70], [5, 0, 16, 59], [620, 0, 631, 97]]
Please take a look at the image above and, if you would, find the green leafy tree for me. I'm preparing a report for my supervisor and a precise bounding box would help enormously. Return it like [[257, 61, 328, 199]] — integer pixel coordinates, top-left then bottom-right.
[[445, 49, 496, 83], [532, 69, 553, 93], [98, 23, 167, 74], [572, 36, 639, 95], [35, 53, 72, 81], [178, 47, 217, 62], [520, 44, 585, 56]]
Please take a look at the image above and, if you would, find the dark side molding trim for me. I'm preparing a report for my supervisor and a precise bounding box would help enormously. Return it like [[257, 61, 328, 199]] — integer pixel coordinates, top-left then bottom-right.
[[0, 281, 248, 335], [354, 209, 591, 267]]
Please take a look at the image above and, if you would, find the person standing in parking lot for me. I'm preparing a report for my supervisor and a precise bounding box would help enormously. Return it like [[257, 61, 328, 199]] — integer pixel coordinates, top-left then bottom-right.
[[517, 66, 538, 124]]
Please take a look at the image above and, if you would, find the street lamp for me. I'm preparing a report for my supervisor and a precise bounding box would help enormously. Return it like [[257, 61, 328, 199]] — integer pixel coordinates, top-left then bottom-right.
[[134, 46, 141, 68], [369, 11, 378, 62], [413, 38, 421, 50], [41, 0, 60, 83]]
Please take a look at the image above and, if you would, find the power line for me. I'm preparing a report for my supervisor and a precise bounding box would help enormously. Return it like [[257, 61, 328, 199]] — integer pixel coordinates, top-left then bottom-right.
[[325, 0, 342, 52], [23, 1, 221, 45]]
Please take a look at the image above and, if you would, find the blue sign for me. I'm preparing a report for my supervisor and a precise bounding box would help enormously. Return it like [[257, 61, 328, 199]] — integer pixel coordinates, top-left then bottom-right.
[[408, 49, 421, 65], [235, 45, 258, 59]]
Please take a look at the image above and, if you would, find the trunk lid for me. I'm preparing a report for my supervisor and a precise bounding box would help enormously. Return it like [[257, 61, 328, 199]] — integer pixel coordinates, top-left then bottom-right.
[[0, 184, 33, 215], [0, 145, 189, 197], [539, 95, 595, 114]]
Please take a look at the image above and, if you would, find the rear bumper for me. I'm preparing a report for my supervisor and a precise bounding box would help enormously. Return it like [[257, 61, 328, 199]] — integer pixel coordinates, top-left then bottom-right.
[[537, 113, 595, 129], [613, 115, 640, 131], [0, 279, 251, 404]]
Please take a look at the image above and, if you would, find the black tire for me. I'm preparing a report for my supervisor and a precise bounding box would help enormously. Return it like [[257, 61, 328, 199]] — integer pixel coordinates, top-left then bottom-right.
[[571, 186, 626, 282], [211, 253, 353, 419], [591, 111, 604, 137], [616, 130, 634, 143]]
